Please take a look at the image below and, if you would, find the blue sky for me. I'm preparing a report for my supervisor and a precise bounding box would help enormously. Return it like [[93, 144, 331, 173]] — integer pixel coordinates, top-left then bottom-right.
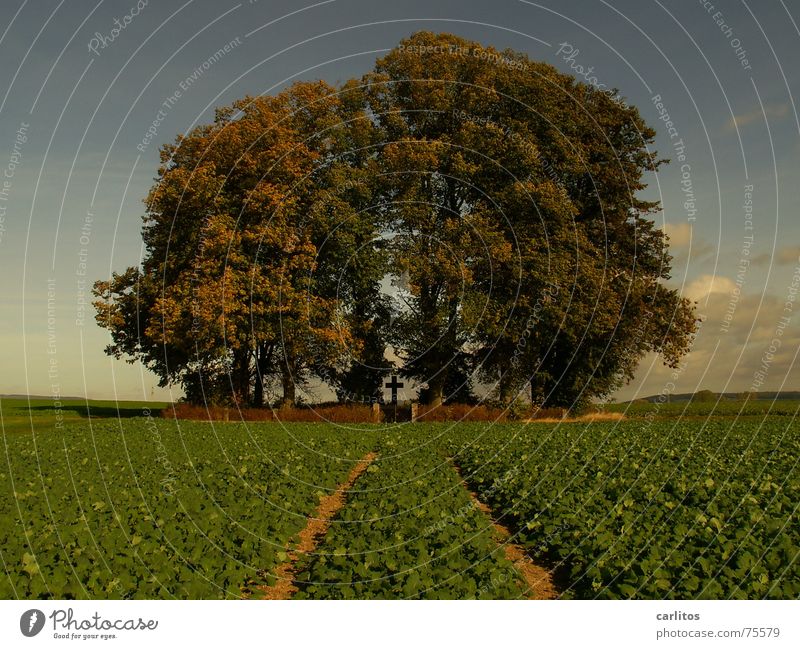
[[0, 0, 798, 402]]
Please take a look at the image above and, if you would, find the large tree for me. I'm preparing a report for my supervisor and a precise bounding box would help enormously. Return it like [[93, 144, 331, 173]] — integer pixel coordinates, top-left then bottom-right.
[[365, 32, 697, 410], [94, 80, 386, 407], [95, 33, 697, 412]]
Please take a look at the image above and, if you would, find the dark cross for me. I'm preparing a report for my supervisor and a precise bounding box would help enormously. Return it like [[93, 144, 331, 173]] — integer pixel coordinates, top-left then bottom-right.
[[385, 375, 404, 404]]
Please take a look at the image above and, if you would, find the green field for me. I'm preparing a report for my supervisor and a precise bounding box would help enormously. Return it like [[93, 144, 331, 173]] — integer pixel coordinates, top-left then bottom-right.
[[1, 402, 799, 599], [0, 397, 168, 435]]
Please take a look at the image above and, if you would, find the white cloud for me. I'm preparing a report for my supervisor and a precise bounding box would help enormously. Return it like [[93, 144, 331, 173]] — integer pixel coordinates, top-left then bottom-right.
[[662, 222, 715, 268], [777, 246, 800, 266], [745, 247, 800, 268], [683, 274, 736, 302], [726, 103, 789, 130], [663, 221, 693, 247]]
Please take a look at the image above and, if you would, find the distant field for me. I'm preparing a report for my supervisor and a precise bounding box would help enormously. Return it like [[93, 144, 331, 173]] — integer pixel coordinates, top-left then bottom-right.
[[604, 398, 800, 418], [1, 414, 798, 599], [0, 397, 168, 435]]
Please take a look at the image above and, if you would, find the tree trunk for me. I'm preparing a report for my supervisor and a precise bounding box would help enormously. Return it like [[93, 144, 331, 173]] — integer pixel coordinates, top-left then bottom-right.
[[253, 343, 271, 408], [530, 374, 546, 408], [280, 361, 296, 409], [233, 349, 250, 406], [498, 366, 514, 404], [253, 367, 264, 408], [426, 375, 445, 407]]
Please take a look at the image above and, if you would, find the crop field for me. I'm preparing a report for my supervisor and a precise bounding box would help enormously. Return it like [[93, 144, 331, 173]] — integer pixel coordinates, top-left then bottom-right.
[[1, 406, 799, 599]]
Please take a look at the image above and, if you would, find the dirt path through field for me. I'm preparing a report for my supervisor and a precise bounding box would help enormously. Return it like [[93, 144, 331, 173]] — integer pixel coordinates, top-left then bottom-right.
[[452, 463, 559, 600], [257, 451, 378, 599]]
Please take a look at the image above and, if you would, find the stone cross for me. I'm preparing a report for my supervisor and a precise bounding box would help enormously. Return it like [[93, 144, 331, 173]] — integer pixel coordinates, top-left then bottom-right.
[[385, 375, 404, 404]]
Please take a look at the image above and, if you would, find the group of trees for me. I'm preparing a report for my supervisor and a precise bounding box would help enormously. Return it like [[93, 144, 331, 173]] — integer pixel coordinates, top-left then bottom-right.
[[94, 32, 697, 411]]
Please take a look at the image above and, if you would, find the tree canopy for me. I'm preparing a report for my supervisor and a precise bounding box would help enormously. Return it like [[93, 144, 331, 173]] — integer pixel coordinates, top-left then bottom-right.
[[94, 32, 697, 412]]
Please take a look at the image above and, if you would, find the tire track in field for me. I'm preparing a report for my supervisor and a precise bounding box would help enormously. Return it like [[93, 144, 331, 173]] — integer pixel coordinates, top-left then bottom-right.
[[451, 462, 559, 600], [257, 451, 378, 599]]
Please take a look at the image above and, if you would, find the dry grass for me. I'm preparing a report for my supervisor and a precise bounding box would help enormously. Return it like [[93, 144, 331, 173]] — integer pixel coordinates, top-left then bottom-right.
[[165, 402, 623, 424], [272, 404, 378, 423], [413, 403, 510, 422], [524, 410, 626, 423], [526, 407, 567, 420], [164, 402, 378, 423], [576, 411, 626, 422]]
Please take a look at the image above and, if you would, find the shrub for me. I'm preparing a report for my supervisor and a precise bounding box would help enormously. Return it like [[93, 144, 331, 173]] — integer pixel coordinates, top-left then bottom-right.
[[413, 403, 509, 422], [163, 403, 379, 423]]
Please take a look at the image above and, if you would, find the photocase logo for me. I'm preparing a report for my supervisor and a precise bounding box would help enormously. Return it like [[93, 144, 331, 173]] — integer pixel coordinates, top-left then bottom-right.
[[20, 609, 45, 637]]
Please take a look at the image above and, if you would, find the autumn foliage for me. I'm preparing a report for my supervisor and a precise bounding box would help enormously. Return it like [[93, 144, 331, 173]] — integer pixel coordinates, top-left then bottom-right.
[[94, 32, 697, 413]]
